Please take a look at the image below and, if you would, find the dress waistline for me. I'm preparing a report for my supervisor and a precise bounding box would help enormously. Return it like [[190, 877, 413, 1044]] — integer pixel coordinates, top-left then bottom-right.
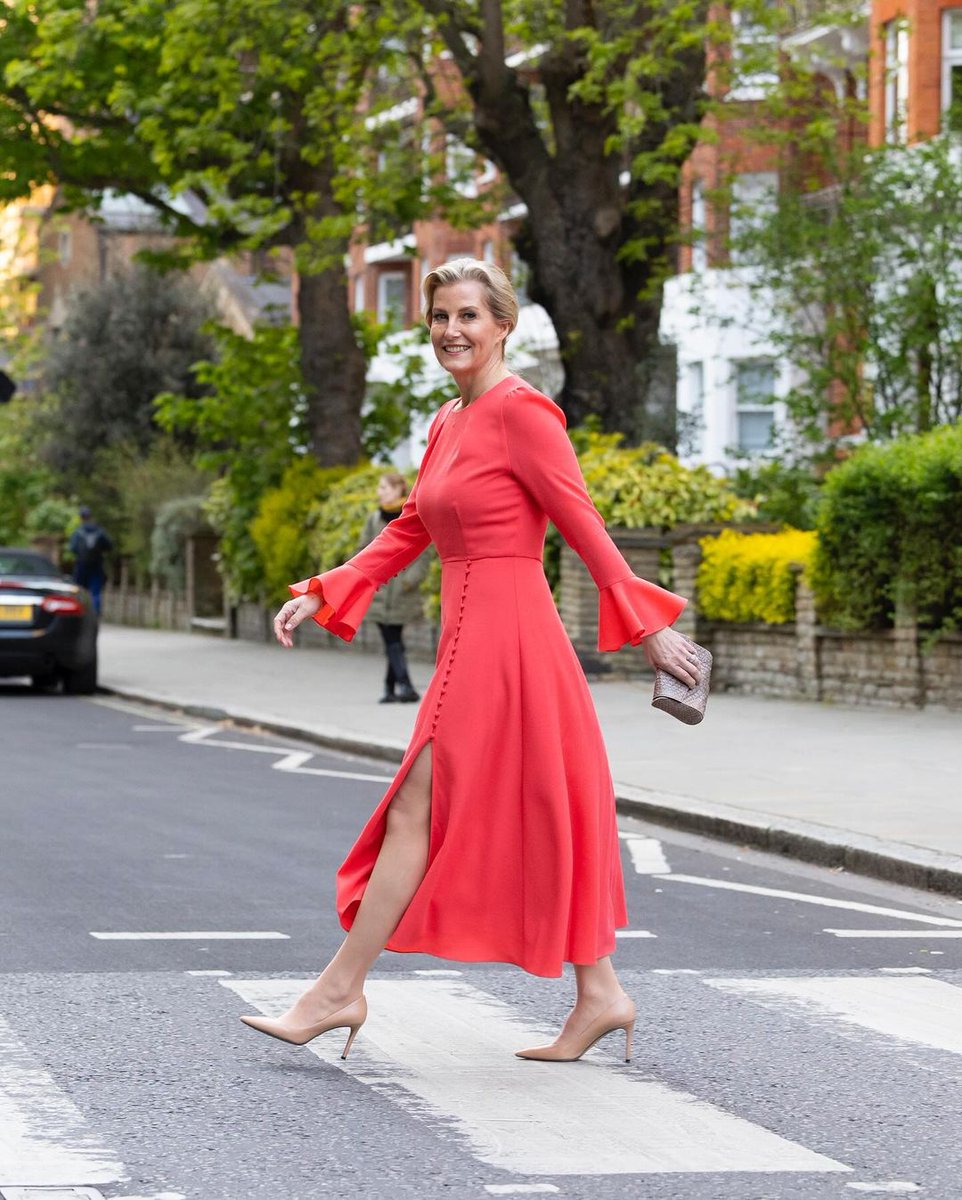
[[440, 553, 543, 564]]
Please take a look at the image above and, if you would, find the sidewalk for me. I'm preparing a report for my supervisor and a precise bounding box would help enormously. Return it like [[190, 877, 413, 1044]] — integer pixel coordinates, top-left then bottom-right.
[[99, 624, 962, 895]]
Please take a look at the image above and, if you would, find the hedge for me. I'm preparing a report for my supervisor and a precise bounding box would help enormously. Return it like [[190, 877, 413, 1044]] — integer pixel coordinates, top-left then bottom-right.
[[697, 528, 817, 625], [811, 423, 962, 633]]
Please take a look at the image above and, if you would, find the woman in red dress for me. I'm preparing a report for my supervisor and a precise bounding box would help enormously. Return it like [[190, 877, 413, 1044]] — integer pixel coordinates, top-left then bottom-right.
[[241, 260, 700, 1062]]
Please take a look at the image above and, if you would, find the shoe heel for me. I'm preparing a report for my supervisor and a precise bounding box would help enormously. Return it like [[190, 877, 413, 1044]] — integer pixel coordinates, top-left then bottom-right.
[[623, 1022, 634, 1063], [341, 1024, 362, 1060]]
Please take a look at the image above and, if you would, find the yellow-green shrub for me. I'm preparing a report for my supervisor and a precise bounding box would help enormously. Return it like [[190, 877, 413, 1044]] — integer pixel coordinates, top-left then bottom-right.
[[249, 458, 356, 601], [574, 429, 757, 529], [697, 528, 817, 625], [307, 464, 410, 571]]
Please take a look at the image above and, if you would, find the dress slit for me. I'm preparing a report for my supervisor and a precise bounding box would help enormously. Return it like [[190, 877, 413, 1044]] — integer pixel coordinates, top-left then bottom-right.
[[337, 736, 437, 933]]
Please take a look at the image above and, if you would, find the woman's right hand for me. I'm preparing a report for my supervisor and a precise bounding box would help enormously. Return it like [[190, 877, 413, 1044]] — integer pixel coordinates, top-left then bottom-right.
[[273, 592, 322, 648]]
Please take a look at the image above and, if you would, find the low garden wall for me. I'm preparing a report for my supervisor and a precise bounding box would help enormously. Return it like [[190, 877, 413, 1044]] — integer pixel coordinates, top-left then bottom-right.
[[103, 525, 962, 711]]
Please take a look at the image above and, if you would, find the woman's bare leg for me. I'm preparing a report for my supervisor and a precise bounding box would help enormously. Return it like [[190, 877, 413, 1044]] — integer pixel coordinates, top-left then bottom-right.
[[282, 744, 433, 1024], [549, 957, 631, 1042]]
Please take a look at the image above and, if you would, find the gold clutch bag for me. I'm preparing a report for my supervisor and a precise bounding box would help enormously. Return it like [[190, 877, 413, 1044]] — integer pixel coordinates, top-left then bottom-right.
[[651, 640, 713, 725]]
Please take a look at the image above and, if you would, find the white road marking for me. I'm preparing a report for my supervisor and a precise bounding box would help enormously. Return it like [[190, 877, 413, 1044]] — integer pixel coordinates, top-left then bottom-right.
[[825, 929, 962, 938], [185, 970, 233, 976], [664, 874, 962, 927], [706, 976, 962, 1055], [131, 724, 182, 732], [615, 930, 657, 938], [620, 836, 670, 875], [177, 726, 393, 783], [1, 1190, 107, 1200], [225, 977, 848, 1176], [846, 1184, 921, 1194], [484, 1187, 560, 1195], [879, 967, 932, 974], [90, 931, 288, 940], [413, 969, 463, 976], [651, 969, 702, 974], [0, 1015, 125, 1186]]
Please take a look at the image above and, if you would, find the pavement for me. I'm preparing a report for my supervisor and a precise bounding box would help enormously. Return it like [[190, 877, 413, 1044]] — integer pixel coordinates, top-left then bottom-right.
[[98, 623, 962, 897]]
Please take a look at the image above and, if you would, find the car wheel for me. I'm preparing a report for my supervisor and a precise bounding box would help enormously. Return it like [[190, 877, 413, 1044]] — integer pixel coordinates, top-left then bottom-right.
[[62, 656, 98, 695], [30, 671, 60, 692]]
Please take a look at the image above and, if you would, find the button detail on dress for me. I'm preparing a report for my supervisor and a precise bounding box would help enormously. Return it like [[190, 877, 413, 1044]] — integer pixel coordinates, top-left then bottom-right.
[[431, 559, 472, 736]]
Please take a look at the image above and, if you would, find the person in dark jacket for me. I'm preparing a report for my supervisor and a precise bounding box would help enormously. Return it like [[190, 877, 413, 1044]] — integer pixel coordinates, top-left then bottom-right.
[[68, 506, 112, 615], [359, 473, 429, 703]]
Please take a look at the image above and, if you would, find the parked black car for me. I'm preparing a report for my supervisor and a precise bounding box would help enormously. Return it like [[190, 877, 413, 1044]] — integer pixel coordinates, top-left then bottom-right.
[[0, 547, 98, 693]]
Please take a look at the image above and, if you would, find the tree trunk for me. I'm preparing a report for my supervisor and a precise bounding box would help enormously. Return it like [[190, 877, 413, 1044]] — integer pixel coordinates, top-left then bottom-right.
[[296, 267, 366, 465]]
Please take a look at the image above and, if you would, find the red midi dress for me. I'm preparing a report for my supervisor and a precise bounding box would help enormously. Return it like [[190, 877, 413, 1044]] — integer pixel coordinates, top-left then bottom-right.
[[291, 375, 686, 978]]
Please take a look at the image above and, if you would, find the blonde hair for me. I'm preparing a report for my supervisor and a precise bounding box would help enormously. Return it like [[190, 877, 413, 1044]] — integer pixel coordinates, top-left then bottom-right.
[[422, 258, 519, 357]]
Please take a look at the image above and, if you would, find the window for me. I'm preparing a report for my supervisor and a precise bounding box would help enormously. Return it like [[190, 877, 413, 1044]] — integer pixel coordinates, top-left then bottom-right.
[[377, 271, 408, 324], [683, 362, 705, 456], [446, 137, 478, 197], [58, 229, 72, 267], [943, 10, 962, 132], [729, 9, 777, 101], [729, 172, 777, 264], [482, 239, 496, 264], [511, 250, 530, 305], [884, 19, 909, 143], [734, 359, 776, 453], [353, 275, 366, 314], [691, 179, 707, 272]]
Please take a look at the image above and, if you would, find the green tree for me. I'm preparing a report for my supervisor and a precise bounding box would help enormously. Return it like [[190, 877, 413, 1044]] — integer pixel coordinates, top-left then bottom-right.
[[36, 267, 212, 483], [733, 134, 962, 453], [0, 0, 482, 465], [392, 0, 819, 436]]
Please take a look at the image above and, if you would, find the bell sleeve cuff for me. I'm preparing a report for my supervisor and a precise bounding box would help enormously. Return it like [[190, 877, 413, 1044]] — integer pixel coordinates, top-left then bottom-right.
[[289, 563, 377, 643], [597, 575, 687, 652]]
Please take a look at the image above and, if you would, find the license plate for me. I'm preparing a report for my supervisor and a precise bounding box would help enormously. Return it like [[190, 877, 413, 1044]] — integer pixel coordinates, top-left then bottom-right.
[[0, 605, 33, 622]]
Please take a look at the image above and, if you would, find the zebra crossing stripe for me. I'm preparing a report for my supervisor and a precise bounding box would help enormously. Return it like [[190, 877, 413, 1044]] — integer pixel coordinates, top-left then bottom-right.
[[225, 977, 849, 1177], [706, 976, 962, 1056], [0, 1015, 125, 1187]]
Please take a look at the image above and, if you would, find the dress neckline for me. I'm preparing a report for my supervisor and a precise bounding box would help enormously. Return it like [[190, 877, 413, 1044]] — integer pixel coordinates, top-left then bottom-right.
[[449, 373, 521, 414]]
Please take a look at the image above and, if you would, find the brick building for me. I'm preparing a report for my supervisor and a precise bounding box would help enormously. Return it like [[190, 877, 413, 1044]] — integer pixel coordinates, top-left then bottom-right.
[[662, 0, 962, 472]]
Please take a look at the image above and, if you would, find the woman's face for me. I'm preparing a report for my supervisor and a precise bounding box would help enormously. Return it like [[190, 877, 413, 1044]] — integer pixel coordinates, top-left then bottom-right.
[[429, 281, 509, 381], [377, 477, 405, 506]]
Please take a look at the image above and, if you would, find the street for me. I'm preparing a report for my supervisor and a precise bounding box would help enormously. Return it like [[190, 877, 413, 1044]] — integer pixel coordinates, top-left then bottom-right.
[[2, 689, 961, 1200]]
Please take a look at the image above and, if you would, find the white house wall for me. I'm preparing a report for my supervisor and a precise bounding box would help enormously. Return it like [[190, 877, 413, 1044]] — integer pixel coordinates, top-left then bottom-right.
[[661, 266, 794, 474]]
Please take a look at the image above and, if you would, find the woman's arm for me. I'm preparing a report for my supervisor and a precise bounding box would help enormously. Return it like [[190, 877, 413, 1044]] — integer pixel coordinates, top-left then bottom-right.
[[500, 386, 698, 684]]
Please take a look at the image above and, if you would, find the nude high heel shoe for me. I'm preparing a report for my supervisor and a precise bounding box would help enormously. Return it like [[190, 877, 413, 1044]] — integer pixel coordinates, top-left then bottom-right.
[[514, 996, 636, 1063], [240, 996, 367, 1059]]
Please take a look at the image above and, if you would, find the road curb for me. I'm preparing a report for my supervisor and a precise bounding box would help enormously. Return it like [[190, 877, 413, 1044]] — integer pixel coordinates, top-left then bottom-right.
[[100, 683, 962, 900]]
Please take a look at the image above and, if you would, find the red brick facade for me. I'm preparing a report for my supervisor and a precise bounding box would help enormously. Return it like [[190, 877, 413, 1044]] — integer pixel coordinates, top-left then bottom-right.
[[869, 1, 960, 145]]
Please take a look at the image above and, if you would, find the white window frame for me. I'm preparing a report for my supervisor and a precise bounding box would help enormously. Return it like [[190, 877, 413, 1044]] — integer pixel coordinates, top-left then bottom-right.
[[733, 359, 777, 455], [685, 361, 705, 456], [884, 18, 909, 143], [376, 270, 408, 324], [353, 274, 366, 314], [942, 9, 962, 130], [728, 9, 778, 102], [446, 136, 478, 198]]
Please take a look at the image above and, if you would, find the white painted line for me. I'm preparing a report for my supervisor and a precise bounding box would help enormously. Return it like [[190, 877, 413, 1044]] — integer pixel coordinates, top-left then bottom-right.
[[162, 854, 191, 860], [621, 836, 670, 875], [846, 1184, 920, 1194], [132, 724, 182, 732], [186, 970, 233, 976], [706, 976, 962, 1056], [90, 931, 289, 940], [879, 967, 932, 974], [651, 969, 701, 974], [484, 1187, 560, 1195], [0, 1014, 125, 1186], [413, 969, 463, 976], [615, 930, 657, 939], [664, 874, 962, 927], [1, 1190, 108, 1200], [825, 929, 962, 938], [177, 726, 393, 783], [226, 977, 848, 1176]]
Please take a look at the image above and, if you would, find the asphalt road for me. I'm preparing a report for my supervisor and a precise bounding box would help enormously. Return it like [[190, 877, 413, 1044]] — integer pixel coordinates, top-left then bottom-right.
[[2, 687, 961, 1200]]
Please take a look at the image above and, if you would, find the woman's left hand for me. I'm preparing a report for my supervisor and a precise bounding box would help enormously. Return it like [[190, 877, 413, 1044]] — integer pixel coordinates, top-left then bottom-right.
[[641, 626, 700, 689]]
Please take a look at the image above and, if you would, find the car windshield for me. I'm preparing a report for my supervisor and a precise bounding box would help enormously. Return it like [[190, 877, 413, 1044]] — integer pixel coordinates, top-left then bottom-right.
[[0, 551, 59, 577]]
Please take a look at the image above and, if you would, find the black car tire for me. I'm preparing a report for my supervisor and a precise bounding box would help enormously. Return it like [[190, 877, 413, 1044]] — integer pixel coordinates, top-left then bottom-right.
[[30, 671, 60, 692], [62, 656, 98, 695]]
